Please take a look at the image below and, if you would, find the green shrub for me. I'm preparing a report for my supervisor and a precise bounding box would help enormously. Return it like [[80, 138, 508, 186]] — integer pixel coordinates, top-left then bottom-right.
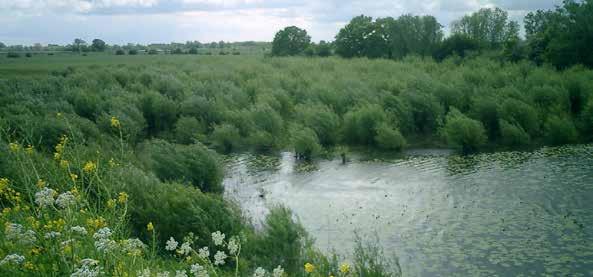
[[140, 92, 178, 136], [210, 123, 241, 153], [442, 108, 487, 153], [290, 125, 322, 159], [500, 99, 539, 136], [343, 104, 388, 145], [544, 116, 578, 145], [174, 116, 206, 144], [374, 124, 406, 151], [295, 103, 340, 146], [115, 49, 125, 55], [499, 119, 530, 147], [6, 52, 20, 58], [139, 140, 223, 193]]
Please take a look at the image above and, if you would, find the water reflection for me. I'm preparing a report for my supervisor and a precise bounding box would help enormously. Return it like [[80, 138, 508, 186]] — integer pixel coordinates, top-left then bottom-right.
[[223, 145, 593, 276]]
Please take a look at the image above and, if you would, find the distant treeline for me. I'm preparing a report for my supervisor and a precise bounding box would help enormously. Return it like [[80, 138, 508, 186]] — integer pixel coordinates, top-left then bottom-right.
[[271, 0, 593, 69], [0, 40, 271, 55]]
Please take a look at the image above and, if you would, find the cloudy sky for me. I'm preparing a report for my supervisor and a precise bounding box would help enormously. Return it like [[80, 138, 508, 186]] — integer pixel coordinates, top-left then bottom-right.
[[0, 0, 562, 45]]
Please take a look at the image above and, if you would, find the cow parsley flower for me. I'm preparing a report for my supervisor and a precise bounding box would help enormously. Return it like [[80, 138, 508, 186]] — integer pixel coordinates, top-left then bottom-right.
[[5, 223, 36, 245], [71, 226, 88, 235], [190, 264, 208, 277], [272, 266, 284, 277], [227, 237, 239, 255], [213, 251, 227, 266], [122, 238, 146, 256], [44, 231, 62, 239], [175, 270, 188, 277], [198, 247, 209, 259], [56, 191, 77, 209], [0, 254, 25, 266], [157, 272, 170, 277], [95, 238, 117, 253], [71, 259, 101, 277], [211, 231, 225, 246], [178, 241, 192, 256], [165, 237, 178, 251], [35, 187, 56, 207], [253, 267, 266, 277], [137, 268, 151, 277], [93, 227, 112, 240]]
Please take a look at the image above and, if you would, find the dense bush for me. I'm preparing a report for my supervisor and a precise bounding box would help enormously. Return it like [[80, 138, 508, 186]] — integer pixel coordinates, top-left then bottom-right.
[[499, 120, 530, 147], [210, 123, 241, 153], [290, 125, 322, 159], [442, 108, 487, 154], [343, 104, 388, 146], [544, 116, 578, 146], [374, 124, 406, 151], [138, 140, 223, 193]]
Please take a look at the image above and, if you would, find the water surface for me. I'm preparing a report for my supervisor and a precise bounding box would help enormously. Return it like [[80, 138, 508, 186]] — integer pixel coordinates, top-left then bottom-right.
[[223, 145, 593, 276]]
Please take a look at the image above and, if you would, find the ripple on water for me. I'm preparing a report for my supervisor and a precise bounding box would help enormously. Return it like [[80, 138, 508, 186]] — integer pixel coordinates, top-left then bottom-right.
[[223, 145, 593, 276]]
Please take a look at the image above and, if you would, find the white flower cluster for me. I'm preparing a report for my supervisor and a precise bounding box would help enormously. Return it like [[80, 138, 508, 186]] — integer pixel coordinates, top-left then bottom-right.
[[71, 226, 88, 235], [211, 231, 225, 246], [56, 191, 77, 209], [5, 223, 36, 245], [213, 251, 227, 266], [272, 266, 284, 277], [198, 247, 209, 259], [165, 237, 178, 251], [93, 227, 117, 253], [156, 272, 170, 277], [44, 231, 62, 239], [35, 187, 57, 208], [122, 238, 146, 255], [253, 267, 266, 277], [71, 259, 101, 277], [178, 241, 192, 256], [0, 254, 25, 266], [175, 270, 188, 277], [190, 264, 208, 277], [227, 237, 239, 255], [137, 268, 151, 277]]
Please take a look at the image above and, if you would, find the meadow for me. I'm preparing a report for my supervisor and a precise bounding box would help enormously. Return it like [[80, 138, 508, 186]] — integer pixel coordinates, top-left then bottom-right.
[[1, 52, 593, 276]]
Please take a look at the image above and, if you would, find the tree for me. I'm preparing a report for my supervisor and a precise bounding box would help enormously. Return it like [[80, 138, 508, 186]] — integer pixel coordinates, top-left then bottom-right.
[[291, 125, 322, 160], [335, 15, 376, 58], [316, 40, 332, 57], [452, 7, 514, 49], [442, 108, 487, 154], [0, 42, 6, 48], [73, 38, 86, 53], [271, 26, 311, 56], [91, 39, 106, 51], [524, 0, 593, 68], [374, 123, 406, 151]]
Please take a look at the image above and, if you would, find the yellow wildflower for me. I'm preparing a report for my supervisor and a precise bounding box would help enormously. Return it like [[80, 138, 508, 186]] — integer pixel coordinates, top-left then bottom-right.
[[111, 116, 121, 128], [36, 179, 46, 189], [2, 207, 11, 216], [60, 159, 70, 168], [56, 112, 63, 117], [118, 192, 128, 204], [0, 177, 8, 192], [339, 263, 350, 274], [25, 144, 34, 154], [109, 158, 118, 168], [30, 247, 42, 256], [83, 161, 97, 173], [107, 199, 117, 209], [70, 173, 79, 181], [147, 222, 154, 232], [9, 142, 21, 153], [305, 263, 315, 273], [87, 217, 107, 229], [24, 261, 35, 270]]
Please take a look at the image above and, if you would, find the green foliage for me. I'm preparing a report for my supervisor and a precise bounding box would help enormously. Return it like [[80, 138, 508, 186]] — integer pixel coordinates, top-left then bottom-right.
[[499, 119, 530, 147], [295, 103, 340, 146], [434, 34, 480, 61], [290, 125, 322, 160], [374, 124, 406, 151], [139, 140, 223, 193], [271, 26, 311, 56], [115, 49, 125, 55], [174, 116, 205, 144], [343, 104, 388, 146], [544, 115, 578, 146], [91, 39, 106, 51], [442, 108, 487, 154], [353, 232, 401, 277], [210, 123, 241, 153], [451, 7, 515, 49], [247, 206, 312, 274]]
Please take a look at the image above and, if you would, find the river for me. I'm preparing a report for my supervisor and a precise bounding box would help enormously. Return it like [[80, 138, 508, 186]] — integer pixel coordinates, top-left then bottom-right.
[[223, 145, 593, 276]]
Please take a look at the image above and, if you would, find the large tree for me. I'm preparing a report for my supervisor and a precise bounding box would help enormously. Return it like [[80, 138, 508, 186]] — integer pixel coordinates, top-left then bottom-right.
[[334, 15, 376, 58], [525, 0, 593, 68], [0, 42, 6, 48], [271, 26, 311, 56], [91, 39, 106, 51], [452, 7, 516, 49], [73, 38, 87, 53]]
